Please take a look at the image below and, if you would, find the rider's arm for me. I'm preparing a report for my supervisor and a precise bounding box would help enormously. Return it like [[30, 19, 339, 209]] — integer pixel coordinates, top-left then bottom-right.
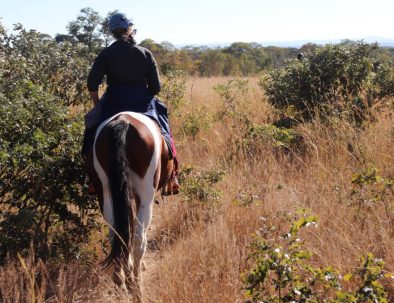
[[146, 51, 161, 95], [89, 91, 99, 105], [87, 50, 106, 104]]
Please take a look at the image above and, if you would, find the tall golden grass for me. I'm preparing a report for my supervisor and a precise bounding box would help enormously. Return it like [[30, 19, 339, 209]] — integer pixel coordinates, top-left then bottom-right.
[[1, 77, 392, 302]]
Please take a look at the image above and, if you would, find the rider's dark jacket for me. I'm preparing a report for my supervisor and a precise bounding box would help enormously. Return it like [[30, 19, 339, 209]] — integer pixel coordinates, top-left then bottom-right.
[[87, 37, 161, 95]]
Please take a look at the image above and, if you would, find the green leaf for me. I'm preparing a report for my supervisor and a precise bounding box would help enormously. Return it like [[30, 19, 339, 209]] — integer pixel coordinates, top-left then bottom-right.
[[305, 215, 318, 223], [294, 251, 311, 260], [0, 150, 9, 160], [368, 266, 383, 275], [343, 273, 353, 281], [383, 273, 394, 279], [290, 218, 306, 234]]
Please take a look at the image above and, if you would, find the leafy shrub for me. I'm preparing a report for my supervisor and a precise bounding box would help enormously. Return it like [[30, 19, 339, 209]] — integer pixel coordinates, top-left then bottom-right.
[[178, 166, 225, 202], [214, 78, 253, 160], [372, 63, 394, 99], [260, 42, 394, 124], [0, 80, 99, 264], [0, 24, 90, 107], [214, 78, 250, 123], [246, 123, 301, 149], [230, 123, 304, 163], [243, 213, 392, 302], [349, 168, 393, 227], [181, 105, 212, 140], [158, 69, 188, 112]]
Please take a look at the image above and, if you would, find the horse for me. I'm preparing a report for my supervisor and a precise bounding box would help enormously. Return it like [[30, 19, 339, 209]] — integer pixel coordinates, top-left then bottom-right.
[[87, 111, 175, 301]]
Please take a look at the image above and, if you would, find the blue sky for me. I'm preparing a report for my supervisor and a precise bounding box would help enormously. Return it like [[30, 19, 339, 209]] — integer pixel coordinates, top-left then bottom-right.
[[1, 0, 393, 45]]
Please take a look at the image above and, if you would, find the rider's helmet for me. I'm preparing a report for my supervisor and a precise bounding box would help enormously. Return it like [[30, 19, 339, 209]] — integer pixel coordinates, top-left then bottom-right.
[[108, 13, 133, 32]]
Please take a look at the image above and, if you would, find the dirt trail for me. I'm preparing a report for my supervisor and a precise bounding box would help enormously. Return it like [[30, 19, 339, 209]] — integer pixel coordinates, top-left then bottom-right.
[[141, 196, 176, 303]]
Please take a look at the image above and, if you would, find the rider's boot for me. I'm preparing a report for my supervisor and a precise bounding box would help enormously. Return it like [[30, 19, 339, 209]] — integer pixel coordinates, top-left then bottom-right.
[[171, 156, 180, 194], [163, 156, 179, 195], [83, 150, 96, 195]]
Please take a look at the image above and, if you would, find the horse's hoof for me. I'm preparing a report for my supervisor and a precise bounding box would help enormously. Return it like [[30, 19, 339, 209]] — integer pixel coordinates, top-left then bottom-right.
[[161, 190, 171, 196]]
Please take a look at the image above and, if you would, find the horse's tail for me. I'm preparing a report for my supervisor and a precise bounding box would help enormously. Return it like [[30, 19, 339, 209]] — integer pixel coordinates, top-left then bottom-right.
[[102, 120, 134, 268]]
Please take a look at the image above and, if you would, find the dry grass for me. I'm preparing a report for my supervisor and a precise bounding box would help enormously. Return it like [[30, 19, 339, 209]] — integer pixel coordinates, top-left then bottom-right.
[[0, 254, 132, 302], [1, 77, 393, 302], [145, 77, 394, 302]]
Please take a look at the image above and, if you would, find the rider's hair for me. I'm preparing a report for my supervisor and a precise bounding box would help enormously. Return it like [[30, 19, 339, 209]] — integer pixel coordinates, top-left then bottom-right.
[[112, 28, 129, 40]]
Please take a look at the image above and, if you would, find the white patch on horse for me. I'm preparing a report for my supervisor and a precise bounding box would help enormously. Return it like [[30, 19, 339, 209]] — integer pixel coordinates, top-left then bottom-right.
[[120, 112, 162, 247]]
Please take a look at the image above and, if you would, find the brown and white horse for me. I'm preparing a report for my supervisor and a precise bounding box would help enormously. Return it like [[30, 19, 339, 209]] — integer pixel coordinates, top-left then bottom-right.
[[87, 111, 174, 301]]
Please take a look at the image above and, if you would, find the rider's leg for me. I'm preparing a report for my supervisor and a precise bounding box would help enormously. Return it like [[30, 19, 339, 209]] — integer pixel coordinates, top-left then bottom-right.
[[82, 125, 98, 194], [154, 100, 180, 194], [81, 125, 98, 160], [171, 154, 180, 194]]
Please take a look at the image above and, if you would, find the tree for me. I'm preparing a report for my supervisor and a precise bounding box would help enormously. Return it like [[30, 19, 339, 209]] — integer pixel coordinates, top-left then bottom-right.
[[299, 42, 318, 54], [199, 49, 226, 76], [67, 7, 103, 53], [99, 10, 118, 47], [140, 38, 164, 53], [224, 42, 255, 58], [54, 34, 73, 43], [223, 54, 241, 76], [223, 42, 270, 75]]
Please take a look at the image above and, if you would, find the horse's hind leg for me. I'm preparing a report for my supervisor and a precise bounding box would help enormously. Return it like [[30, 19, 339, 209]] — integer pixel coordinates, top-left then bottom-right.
[[126, 194, 154, 301], [123, 253, 137, 295], [112, 260, 127, 290]]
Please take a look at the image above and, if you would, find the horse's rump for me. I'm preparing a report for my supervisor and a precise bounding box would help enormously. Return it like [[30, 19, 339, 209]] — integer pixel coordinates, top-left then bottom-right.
[[88, 112, 173, 268]]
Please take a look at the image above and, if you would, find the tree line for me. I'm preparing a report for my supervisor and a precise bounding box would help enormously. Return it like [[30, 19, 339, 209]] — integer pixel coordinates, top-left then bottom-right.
[[51, 7, 298, 76], [40, 7, 383, 77]]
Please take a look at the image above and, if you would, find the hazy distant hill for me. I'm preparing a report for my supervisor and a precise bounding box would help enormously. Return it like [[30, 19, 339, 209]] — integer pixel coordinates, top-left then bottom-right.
[[177, 37, 394, 48], [259, 37, 394, 48]]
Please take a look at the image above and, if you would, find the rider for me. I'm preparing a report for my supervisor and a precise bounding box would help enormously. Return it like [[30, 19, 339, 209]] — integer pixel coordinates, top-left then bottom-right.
[[82, 12, 179, 194]]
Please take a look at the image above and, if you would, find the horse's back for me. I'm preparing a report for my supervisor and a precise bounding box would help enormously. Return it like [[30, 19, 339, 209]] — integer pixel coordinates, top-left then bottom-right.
[[97, 113, 158, 178]]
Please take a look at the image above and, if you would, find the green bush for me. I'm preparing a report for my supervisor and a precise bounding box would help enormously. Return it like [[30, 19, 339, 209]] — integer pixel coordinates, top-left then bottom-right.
[[0, 24, 90, 107], [181, 105, 212, 140], [178, 166, 225, 203], [215, 78, 250, 122], [234, 124, 304, 161], [349, 168, 393, 227], [158, 69, 188, 113], [372, 63, 394, 99], [245, 124, 300, 147], [214, 78, 253, 159], [260, 42, 394, 124], [0, 80, 99, 264], [0, 22, 101, 265]]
